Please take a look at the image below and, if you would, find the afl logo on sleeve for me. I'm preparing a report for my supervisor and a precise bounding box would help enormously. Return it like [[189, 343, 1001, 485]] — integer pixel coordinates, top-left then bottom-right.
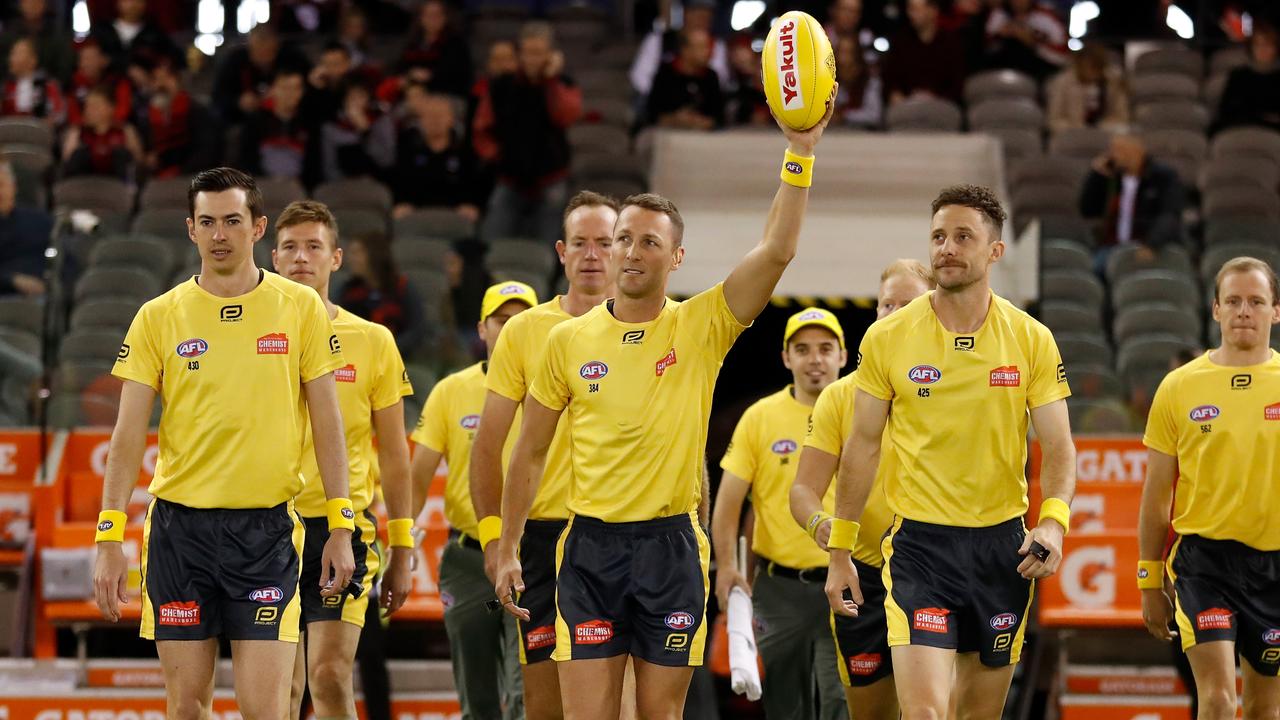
[[580, 361, 609, 380], [460, 414, 480, 430], [176, 339, 208, 358], [908, 365, 941, 385], [771, 439, 798, 455]]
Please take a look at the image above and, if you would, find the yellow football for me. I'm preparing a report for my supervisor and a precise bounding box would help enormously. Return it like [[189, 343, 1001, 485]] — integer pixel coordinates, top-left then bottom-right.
[[761, 11, 837, 131]]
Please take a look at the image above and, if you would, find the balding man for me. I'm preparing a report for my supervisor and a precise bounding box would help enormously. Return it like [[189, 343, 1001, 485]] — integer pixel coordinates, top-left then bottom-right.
[[1080, 131, 1185, 273]]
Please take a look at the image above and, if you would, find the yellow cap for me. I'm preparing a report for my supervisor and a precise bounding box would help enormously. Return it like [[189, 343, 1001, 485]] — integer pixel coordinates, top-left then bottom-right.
[[783, 307, 844, 350], [480, 281, 538, 321]]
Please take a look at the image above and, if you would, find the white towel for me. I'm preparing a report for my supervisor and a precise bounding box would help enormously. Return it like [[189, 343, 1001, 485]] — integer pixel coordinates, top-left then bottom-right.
[[726, 587, 762, 701]]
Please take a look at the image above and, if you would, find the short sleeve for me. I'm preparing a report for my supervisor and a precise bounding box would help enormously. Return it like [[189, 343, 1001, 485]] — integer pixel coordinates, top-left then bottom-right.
[[1027, 323, 1071, 409], [528, 325, 571, 412], [689, 283, 749, 361], [410, 377, 450, 453], [111, 303, 162, 390], [299, 291, 344, 382], [486, 315, 527, 402], [719, 405, 758, 483], [1143, 374, 1179, 456], [852, 325, 894, 402], [371, 325, 411, 411], [804, 383, 846, 456]]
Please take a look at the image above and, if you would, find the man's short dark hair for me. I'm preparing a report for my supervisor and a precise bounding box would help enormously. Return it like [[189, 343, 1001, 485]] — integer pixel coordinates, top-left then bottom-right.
[[188, 167, 265, 219], [321, 40, 350, 57], [930, 184, 1006, 241], [622, 193, 685, 246], [562, 190, 620, 239]]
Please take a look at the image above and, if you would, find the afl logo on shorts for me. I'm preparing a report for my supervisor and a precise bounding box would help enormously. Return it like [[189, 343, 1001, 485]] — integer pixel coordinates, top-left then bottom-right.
[[665, 612, 695, 630], [460, 414, 480, 430], [249, 586, 283, 603], [908, 365, 941, 384], [1189, 405, 1220, 422], [771, 439, 798, 455], [176, 339, 208, 358], [580, 361, 609, 380], [1264, 629, 1280, 646], [990, 613, 1018, 631]]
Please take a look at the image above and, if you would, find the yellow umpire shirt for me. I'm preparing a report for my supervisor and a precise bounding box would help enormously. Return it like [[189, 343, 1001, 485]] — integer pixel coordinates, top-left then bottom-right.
[[112, 271, 345, 509], [1143, 351, 1280, 551], [295, 307, 413, 517], [485, 297, 575, 521], [854, 291, 1071, 527], [803, 371, 896, 568], [721, 386, 827, 569], [529, 283, 748, 523], [412, 362, 519, 539]]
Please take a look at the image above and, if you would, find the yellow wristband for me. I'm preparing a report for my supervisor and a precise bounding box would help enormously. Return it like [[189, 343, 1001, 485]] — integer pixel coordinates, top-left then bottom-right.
[[805, 511, 834, 541], [95, 510, 127, 543], [478, 515, 503, 550], [827, 519, 860, 552], [780, 149, 814, 188], [1137, 560, 1165, 590], [1038, 497, 1071, 536], [387, 518, 415, 548], [326, 498, 356, 532]]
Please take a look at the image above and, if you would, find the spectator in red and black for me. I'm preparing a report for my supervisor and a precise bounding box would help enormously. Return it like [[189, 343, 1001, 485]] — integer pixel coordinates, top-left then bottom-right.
[[393, 85, 481, 222], [882, 0, 966, 106], [394, 0, 473, 99], [90, 0, 182, 77], [307, 41, 356, 124], [0, 0, 74, 84], [2, 37, 64, 125], [473, 21, 582, 245], [942, 0, 997, 71], [834, 34, 883, 127], [726, 35, 769, 126], [1216, 23, 1280, 134], [211, 23, 310, 125], [61, 85, 143, 181], [237, 69, 318, 186], [646, 28, 725, 129], [335, 4, 374, 71], [138, 57, 218, 179], [0, 161, 52, 299], [826, 0, 876, 56], [320, 78, 396, 183], [983, 0, 1068, 80], [66, 40, 132, 127], [338, 233, 429, 357], [469, 39, 518, 113], [630, 0, 731, 99]]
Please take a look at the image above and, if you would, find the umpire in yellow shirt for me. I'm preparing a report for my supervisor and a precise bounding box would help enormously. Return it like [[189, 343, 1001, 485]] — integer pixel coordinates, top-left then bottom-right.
[[712, 308, 849, 720], [1139, 257, 1280, 719], [410, 281, 538, 720]]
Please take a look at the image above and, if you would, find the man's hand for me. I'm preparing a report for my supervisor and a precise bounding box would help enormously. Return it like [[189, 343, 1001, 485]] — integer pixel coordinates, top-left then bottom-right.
[[715, 565, 751, 611], [380, 546, 413, 615], [1141, 584, 1176, 642], [492, 549, 529, 621], [825, 550, 863, 617], [1017, 520, 1064, 579], [320, 529, 356, 598], [482, 542, 501, 583], [93, 542, 129, 622], [12, 274, 46, 296], [1091, 153, 1115, 177], [777, 83, 837, 157], [456, 204, 481, 222]]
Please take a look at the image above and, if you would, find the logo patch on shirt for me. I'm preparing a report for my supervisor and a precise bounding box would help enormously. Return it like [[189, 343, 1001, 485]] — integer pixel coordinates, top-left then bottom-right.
[[117, 343, 130, 360], [771, 439, 798, 455], [575, 619, 614, 644], [848, 653, 882, 676], [220, 304, 243, 322], [1196, 608, 1233, 630], [460, 414, 480, 430], [1266, 403, 1280, 421], [1189, 405, 1220, 422], [1264, 629, 1280, 646], [335, 364, 357, 383], [579, 361, 609, 380], [908, 365, 941, 385], [158, 601, 201, 626], [665, 612, 695, 630], [913, 607, 949, 633], [622, 330, 646, 345], [990, 613, 1018, 631], [989, 366, 1021, 387], [249, 586, 283, 603], [525, 625, 556, 650], [954, 337, 974, 351], [1232, 374, 1252, 390], [257, 333, 289, 355], [655, 348, 678, 376], [176, 339, 208, 358]]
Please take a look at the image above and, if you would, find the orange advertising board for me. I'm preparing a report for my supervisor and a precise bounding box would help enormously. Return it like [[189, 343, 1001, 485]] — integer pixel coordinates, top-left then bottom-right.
[[1059, 697, 1191, 720], [0, 694, 461, 719]]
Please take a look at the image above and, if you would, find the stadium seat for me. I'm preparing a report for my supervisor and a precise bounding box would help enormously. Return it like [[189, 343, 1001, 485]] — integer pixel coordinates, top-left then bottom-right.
[[572, 152, 647, 186], [577, 69, 627, 100], [1209, 45, 1249, 76], [1013, 183, 1079, 216], [1011, 156, 1088, 188], [58, 329, 125, 364], [314, 178, 394, 213], [488, 267, 550, 300], [3, 144, 54, 177], [1054, 332, 1114, 368], [1200, 244, 1280, 283], [885, 98, 962, 133], [1198, 157, 1279, 196], [963, 69, 1037, 106], [1048, 127, 1112, 161], [333, 208, 389, 239], [1141, 128, 1207, 169], [568, 125, 631, 154], [1211, 126, 1280, 167], [1069, 397, 1134, 433], [574, 176, 645, 199], [0, 297, 44, 335], [1041, 239, 1092, 274], [53, 177, 133, 214], [486, 239, 558, 277], [393, 237, 456, 271], [986, 128, 1043, 164], [0, 117, 54, 148], [52, 359, 115, 394], [1202, 217, 1280, 247], [1132, 47, 1204, 79], [257, 176, 307, 218], [585, 97, 634, 128], [90, 236, 177, 278], [1040, 214, 1095, 247], [1111, 269, 1199, 311], [1113, 303, 1201, 345], [393, 208, 475, 241], [1134, 101, 1210, 133], [1130, 73, 1200, 106], [1104, 244, 1194, 284], [131, 208, 190, 240], [69, 298, 142, 332], [1065, 363, 1125, 399], [139, 176, 195, 211], [0, 326, 40, 357], [1203, 186, 1280, 221], [967, 99, 1044, 131], [1039, 300, 1101, 334], [1201, 72, 1229, 114], [1042, 270, 1104, 308], [74, 267, 162, 304], [1116, 333, 1196, 381]]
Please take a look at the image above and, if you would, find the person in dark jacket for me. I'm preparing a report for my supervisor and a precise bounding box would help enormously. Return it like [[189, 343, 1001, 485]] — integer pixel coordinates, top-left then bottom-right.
[[395, 0, 473, 98], [211, 23, 309, 125], [0, 0, 73, 83], [0, 162, 53, 298], [237, 69, 318, 185], [473, 21, 582, 245], [646, 28, 724, 129], [1216, 23, 1280, 133], [393, 85, 481, 220], [1079, 132, 1185, 274]]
